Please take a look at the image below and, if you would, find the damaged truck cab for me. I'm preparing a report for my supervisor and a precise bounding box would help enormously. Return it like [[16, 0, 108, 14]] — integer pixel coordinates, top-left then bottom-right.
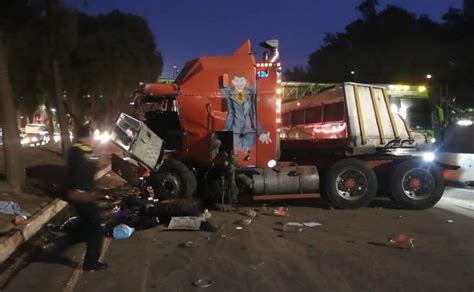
[[111, 40, 446, 210]]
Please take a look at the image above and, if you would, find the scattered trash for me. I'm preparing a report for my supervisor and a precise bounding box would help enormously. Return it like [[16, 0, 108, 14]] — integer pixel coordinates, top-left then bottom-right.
[[396, 215, 403, 219], [283, 222, 303, 232], [220, 234, 227, 238], [387, 234, 415, 249], [0, 201, 31, 217], [192, 279, 212, 288], [303, 222, 322, 227], [13, 215, 27, 225], [272, 207, 289, 217], [179, 241, 196, 248], [113, 224, 135, 239], [168, 216, 204, 230], [447, 219, 454, 224], [236, 218, 252, 225], [235, 226, 243, 230], [243, 209, 257, 218], [203, 209, 212, 221]]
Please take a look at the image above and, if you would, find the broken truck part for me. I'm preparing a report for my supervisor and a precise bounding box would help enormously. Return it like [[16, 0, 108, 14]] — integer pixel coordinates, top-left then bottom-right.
[[110, 39, 446, 210]]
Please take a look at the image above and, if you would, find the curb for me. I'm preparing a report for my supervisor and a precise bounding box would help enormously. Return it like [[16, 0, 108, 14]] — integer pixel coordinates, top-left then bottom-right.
[[0, 163, 112, 264]]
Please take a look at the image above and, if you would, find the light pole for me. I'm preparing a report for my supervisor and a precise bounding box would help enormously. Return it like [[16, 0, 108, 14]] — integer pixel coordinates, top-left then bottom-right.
[[172, 65, 178, 79]]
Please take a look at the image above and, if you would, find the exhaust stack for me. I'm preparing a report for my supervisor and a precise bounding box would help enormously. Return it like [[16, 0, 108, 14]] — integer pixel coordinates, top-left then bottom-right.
[[259, 39, 279, 63]]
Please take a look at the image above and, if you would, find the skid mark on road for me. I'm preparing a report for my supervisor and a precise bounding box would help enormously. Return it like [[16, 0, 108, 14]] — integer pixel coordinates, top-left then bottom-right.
[[62, 237, 112, 292]]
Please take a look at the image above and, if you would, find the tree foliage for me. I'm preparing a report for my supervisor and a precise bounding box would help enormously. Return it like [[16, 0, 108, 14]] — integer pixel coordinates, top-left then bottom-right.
[[1, 1, 163, 129], [286, 1, 474, 105]]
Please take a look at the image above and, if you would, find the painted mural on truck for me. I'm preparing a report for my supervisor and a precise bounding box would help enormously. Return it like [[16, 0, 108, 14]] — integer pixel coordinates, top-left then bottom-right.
[[221, 75, 272, 151]]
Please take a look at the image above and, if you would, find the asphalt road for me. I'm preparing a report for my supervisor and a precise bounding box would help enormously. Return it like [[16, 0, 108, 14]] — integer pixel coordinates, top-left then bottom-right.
[[3, 183, 474, 292]]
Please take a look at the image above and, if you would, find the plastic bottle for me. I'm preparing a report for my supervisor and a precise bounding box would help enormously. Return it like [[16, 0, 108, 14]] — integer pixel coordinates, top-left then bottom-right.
[[282, 223, 303, 232], [203, 209, 212, 221]]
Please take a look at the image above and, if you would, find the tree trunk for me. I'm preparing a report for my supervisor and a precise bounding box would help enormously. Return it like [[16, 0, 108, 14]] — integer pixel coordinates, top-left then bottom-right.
[[47, 0, 71, 157], [0, 33, 24, 190], [52, 59, 71, 156]]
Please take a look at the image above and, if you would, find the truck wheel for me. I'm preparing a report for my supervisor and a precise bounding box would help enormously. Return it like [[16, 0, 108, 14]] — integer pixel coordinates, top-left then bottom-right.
[[324, 159, 377, 209], [149, 159, 197, 200], [389, 159, 445, 210]]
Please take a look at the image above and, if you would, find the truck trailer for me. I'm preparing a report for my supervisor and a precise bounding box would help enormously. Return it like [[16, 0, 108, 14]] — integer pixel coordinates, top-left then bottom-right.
[[110, 40, 446, 210]]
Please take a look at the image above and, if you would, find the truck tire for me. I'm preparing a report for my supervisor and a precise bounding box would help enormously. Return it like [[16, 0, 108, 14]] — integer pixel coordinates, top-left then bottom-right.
[[149, 159, 197, 200], [388, 159, 445, 210], [324, 159, 378, 209]]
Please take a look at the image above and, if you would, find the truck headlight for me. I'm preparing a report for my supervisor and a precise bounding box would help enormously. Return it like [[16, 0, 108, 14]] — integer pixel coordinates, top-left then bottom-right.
[[267, 160, 277, 168]]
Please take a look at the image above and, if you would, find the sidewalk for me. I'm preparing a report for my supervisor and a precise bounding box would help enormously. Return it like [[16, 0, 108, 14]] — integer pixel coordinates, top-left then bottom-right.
[[0, 143, 114, 263]]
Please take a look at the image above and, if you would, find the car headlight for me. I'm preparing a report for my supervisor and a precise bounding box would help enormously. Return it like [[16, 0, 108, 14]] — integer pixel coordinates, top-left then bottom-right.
[[422, 152, 435, 162]]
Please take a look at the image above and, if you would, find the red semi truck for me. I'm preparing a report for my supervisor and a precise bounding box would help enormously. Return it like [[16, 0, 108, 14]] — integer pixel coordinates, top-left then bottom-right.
[[110, 40, 445, 209]]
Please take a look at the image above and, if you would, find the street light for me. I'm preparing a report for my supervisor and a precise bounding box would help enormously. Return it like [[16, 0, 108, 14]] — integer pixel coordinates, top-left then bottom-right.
[[172, 65, 178, 79], [350, 71, 355, 75], [426, 74, 432, 79]]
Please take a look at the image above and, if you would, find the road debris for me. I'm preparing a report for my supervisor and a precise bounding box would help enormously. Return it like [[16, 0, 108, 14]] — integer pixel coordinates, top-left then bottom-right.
[[113, 224, 135, 239], [387, 234, 415, 249], [396, 215, 403, 219], [303, 222, 322, 227], [179, 241, 196, 248], [243, 209, 257, 217], [235, 226, 243, 230], [272, 207, 289, 217], [167, 216, 204, 230], [446, 219, 454, 224], [192, 279, 212, 288], [203, 209, 212, 220], [283, 222, 303, 232]]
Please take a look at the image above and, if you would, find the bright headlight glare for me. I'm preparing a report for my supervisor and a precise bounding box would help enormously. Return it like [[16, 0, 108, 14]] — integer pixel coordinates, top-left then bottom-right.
[[456, 120, 473, 126], [423, 152, 435, 162], [267, 160, 277, 168]]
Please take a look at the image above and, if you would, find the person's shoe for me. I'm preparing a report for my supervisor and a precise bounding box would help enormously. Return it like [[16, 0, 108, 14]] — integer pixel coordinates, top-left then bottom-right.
[[83, 262, 108, 271]]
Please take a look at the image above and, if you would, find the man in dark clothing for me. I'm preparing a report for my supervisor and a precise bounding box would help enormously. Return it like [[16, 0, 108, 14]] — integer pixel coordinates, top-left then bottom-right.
[[66, 125, 108, 271]]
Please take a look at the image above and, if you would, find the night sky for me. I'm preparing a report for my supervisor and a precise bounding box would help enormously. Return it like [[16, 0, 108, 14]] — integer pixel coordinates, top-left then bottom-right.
[[80, 0, 462, 78]]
